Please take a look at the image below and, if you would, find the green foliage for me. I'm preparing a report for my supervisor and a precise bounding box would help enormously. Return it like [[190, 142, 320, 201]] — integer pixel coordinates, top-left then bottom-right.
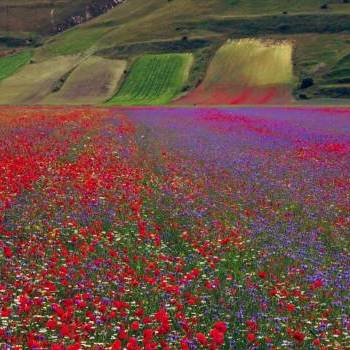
[[107, 53, 192, 106], [0, 50, 32, 81]]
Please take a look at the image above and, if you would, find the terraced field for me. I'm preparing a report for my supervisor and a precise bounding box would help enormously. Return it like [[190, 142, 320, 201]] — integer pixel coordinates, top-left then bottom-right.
[[0, 55, 79, 105], [179, 39, 295, 105], [0, 50, 31, 81], [107, 53, 193, 106], [44, 56, 127, 105]]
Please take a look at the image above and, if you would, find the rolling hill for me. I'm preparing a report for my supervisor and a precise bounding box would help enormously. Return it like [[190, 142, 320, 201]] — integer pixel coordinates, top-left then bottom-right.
[[0, 0, 350, 104]]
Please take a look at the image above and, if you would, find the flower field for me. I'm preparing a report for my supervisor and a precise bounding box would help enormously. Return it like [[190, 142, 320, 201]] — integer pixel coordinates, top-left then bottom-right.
[[0, 106, 349, 349]]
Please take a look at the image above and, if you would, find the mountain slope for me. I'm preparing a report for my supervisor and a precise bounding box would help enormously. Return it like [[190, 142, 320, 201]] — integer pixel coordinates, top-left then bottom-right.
[[0, 0, 124, 35]]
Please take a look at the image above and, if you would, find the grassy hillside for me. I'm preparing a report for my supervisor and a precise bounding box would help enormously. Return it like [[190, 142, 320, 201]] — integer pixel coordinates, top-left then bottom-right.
[[36, 0, 350, 57], [44, 56, 127, 105], [107, 53, 193, 105], [1, 0, 349, 39], [29, 0, 349, 100], [0, 50, 32, 81]]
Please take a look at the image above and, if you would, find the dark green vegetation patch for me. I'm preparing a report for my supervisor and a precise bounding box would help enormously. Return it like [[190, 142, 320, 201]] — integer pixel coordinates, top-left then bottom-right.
[[0, 50, 31, 81]]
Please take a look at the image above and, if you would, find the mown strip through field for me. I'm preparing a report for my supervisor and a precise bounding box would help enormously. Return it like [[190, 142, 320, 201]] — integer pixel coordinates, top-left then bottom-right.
[[107, 53, 193, 106]]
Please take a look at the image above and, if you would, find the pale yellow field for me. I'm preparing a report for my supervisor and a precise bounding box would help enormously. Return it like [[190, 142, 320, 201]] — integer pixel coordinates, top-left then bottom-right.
[[179, 38, 295, 105], [204, 39, 295, 88], [0, 56, 79, 105], [44, 56, 127, 105]]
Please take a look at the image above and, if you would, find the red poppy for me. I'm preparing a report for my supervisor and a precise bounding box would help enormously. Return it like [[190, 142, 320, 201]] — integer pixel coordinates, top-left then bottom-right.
[[181, 339, 190, 350], [214, 321, 228, 333], [246, 320, 258, 332], [313, 338, 321, 346], [126, 337, 140, 350], [196, 332, 208, 346], [3, 246, 12, 258], [1, 307, 11, 317], [67, 343, 81, 350], [111, 340, 122, 350], [60, 324, 71, 337], [46, 318, 57, 330], [210, 328, 225, 345], [247, 333, 255, 342], [287, 304, 296, 312], [50, 344, 64, 350], [293, 331, 305, 343], [131, 321, 140, 331], [310, 279, 323, 289], [258, 271, 267, 279], [119, 328, 128, 340]]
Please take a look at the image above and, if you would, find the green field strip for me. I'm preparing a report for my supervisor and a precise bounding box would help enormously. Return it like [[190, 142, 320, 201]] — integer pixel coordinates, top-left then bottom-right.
[[106, 53, 193, 106]]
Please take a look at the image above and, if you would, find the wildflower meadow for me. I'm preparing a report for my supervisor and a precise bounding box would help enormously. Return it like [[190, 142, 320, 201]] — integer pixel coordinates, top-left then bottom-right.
[[0, 106, 349, 349]]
